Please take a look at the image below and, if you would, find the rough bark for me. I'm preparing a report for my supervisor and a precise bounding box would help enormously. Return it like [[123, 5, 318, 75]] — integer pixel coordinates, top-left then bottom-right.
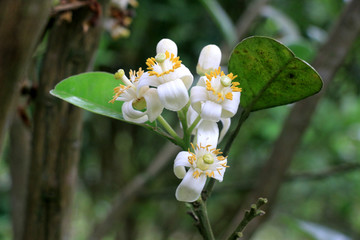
[[223, 1, 360, 239], [9, 109, 31, 240], [0, 0, 51, 154], [22, 3, 107, 240]]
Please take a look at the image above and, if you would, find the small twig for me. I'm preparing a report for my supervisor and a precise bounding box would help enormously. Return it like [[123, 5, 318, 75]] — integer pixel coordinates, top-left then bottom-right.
[[51, 1, 90, 16], [228, 198, 267, 240], [191, 199, 215, 240]]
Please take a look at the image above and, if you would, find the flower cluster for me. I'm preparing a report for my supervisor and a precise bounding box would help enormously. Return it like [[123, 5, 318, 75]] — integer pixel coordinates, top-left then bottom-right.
[[110, 39, 242, 202]]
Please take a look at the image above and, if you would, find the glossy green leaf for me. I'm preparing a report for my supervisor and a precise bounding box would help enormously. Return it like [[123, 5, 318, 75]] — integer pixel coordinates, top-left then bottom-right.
[[228, 36, 323, 111], [50, 72, 125, 120]]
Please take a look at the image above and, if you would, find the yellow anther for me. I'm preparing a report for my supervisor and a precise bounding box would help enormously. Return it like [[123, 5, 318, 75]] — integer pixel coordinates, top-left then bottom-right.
[[109, 84, 131, 103], [225, 92, 233, 100], [145, 51, 182, 77], [193, 170, 201, 179]]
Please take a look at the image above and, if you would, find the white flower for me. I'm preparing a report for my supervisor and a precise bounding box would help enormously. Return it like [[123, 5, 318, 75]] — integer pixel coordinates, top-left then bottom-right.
[[196, 44, 222, 76], [138, 39, 193, 111], [110, 68, 163, 123], [174, 143, 229, 202], [111, 0, 138, 9], [187, 106, 230, 144], [191, 67, 242, 122]]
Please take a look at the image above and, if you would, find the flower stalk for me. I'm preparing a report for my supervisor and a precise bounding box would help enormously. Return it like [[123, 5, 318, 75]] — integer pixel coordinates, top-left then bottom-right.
[[156, 115, 184, 148], [191, 198, 216, 240]]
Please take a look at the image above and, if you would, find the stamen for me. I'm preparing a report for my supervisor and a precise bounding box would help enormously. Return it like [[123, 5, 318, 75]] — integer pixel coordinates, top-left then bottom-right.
[[205, 67, 241, 102], [129, 68, 144, 82], [225, 92, 233, 100], [212, 149, 223, 155], [109, 84, 131, 103], [220, 162, 229, 168], [188, 151, 196, 165], [145, 51, 182, 77], [190, 142, 196, 151], [205, 171, 215, 178], [217, 92, 224, 101], [193, 170, 201, 179]]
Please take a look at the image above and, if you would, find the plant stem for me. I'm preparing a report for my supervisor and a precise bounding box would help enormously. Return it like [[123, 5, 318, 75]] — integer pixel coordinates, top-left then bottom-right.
[[223, 108, 250, 155], [192, 198, 216, 240], [157, 115, 184, 148], [228, 198, 267, 240], [202, 108, 251, 198], [177, 105, 189, 145], [187, 115, 201, 136]]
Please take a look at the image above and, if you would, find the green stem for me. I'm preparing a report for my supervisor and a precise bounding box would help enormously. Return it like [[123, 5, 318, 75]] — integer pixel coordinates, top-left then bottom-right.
[[223, 108, 250, 155], [157, 115, 184, 148], [228, 198, 267, 240], [186, 115, 201, 137], [191, 198, 215, 240], [202, 109, 251, 200]]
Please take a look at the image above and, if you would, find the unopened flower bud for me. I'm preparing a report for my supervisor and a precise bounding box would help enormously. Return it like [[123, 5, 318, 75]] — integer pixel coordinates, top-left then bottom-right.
[[196, 44, 222, 76], [156, 38, 178, 56]]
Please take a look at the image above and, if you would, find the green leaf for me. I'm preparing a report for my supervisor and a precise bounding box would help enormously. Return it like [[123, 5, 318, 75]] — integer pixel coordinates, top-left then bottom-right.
[[228, 36, 323, 111], [50, 72, 125, 120]]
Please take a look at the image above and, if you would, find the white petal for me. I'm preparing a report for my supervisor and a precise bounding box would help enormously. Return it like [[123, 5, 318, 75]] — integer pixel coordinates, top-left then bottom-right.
[[163, 65, 193, 89], [190, 86, 208, 114], [175, 169, 207, 202], [122, 101, 148, 123], [196, 120, 219, 148], [196, 76, 207, 87], [174, 151, 192, 179], [156, 38, 178, 56], [221, 92, 240, 118], [143, 88, 163, 122], [219, 118, 231, 143], [212, 164, 226, 182], [157, 79, 189, 111], [196, 44, 222, 76], [201, 101, 222, 122], [137, 74, 162, 89]]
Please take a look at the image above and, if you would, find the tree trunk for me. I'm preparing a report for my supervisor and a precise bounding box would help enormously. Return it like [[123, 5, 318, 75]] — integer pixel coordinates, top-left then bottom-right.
[[22, 3, 108, 239], [0, 0, 51, 154], [10, 108, 31, 240]]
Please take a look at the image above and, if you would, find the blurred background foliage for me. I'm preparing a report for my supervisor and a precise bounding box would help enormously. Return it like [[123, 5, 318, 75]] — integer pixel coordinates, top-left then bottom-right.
[[1, 0, 360, 239]]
